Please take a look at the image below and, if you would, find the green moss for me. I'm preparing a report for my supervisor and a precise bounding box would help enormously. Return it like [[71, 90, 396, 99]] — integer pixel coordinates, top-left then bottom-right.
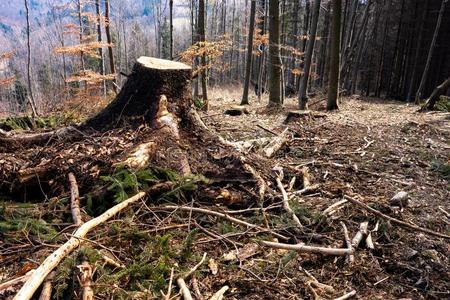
[[431, 159, 450, 180], [436, 96, 450, 112]]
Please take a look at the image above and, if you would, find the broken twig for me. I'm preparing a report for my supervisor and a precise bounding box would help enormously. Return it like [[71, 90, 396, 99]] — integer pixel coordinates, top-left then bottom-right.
[[260, 241, 353, 256], [344, 195, 450, 240]]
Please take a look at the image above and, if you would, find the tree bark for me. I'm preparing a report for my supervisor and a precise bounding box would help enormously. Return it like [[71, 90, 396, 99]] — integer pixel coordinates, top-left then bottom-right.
[[415, 0, 448, 102], [268, 0, 282, 107], [24, 0, 38, 117], [169, 0, 174, 60], [327, 0, 342, 110], [105, 0, 117, 93], [298, 0, 321, 109], [198, 0, 208, 109], [241, 0, 257, 105], [406, 0, 428, 102], [95, 0, 106, 95]]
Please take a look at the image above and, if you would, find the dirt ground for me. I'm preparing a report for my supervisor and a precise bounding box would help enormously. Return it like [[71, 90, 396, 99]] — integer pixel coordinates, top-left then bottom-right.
[[1, 89, 449, 299]]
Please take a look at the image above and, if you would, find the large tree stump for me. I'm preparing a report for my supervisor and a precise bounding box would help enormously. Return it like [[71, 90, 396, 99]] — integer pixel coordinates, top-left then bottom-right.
[[83, 57, 192, 130]]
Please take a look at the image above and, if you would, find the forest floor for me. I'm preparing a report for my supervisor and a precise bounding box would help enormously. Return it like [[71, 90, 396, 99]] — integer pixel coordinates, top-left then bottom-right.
[[1, 89, 449, 299]]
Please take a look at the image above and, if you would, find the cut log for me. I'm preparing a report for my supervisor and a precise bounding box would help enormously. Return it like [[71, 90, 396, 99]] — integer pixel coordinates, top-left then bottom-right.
[[68, 173, 83, 226], [263, 128, 290, 158], [224, 105, 250, 116]]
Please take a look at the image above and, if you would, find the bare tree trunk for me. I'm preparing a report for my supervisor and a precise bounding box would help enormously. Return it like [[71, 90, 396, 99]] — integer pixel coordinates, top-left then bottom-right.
[[241, 0, 257, 105], [298, 0, 321, 109], [229, 0, 236, 81], [406, 0, 428, 102], [327, 0, 342, 111], [268, 0, 282, 107], [24, 0, 38, 117], [198, 0, 208, 109], [105, 0, 117, 93], [169, 0, 174, 60], [318, 0, 331, 88], [386, 0, 405, 98], [415, 0, 448, 103], [95, 0, 106, 95]]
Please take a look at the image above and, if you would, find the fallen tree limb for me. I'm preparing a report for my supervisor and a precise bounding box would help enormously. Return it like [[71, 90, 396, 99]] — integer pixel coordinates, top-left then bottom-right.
[[14, 192, 147, 300], [334, 290, 356, 300], [77, 261, 94, 300], [263, 128, 290, 158], [351, 222, 369, 249], [273, 167, 302, 227], [38, 271, 55, 300], [340, 222, 354, 263], [260, 241, 353, 256], [344, 195, 450, 240], [209, 286, 229, 300], [177, 252, 207, 300], [0, 270, 34, 295], [68, 173, 83, 226]]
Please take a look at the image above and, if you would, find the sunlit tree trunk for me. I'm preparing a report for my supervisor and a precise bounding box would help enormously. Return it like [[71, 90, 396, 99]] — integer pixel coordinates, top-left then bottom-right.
[[268, 0, 282, 107], [298, 0, 321, 109], [241, 0, 256, 105], [24, 0, 38, 117], [198, 0, 208, 109], [105, 0, 117, 93], [95, 0, 106, 95], [327, 0, 342, 110]]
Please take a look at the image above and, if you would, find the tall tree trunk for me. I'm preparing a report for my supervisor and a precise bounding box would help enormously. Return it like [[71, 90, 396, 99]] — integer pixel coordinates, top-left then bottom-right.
[[406, 0, 428, 102], [318, 0, 331, 88], [298, 0, 321, 109], [105, 0, 117, 93], [268, 0, 282, 107], [386, 0, 405, 97], [198, 0, 208, 109], [415, 0, 448, 103], [95, 0, 106, 95], [241, 0, 257, 105], [24, 0, 38, 117], [77, 0, 85, 71], [327, 0, 342, 111], [169, 0, 174, 60], [229, 0, 236, 80]]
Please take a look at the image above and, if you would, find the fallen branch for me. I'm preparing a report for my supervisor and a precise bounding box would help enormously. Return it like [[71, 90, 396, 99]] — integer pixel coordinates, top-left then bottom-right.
[[334, 290, 356, 300], [209, 286, 229, 300], [322, 199, 348, 216], [351, 222, 369, 249], [14, 192, 147, 300], [77, 261, 94, 300], [344, 195, 450, 240], [263, 128, 290, 158], [68, 172, 83, 226], [177, 252, 207, 300], [38, 271, 55, 300], [340, 222, 354, 263], [156, 205, 289, 241], [0, 270, 34, 294], [260, 241, 353, 256], [164, 267, 175, 300], [274, 166, 302, 227]]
